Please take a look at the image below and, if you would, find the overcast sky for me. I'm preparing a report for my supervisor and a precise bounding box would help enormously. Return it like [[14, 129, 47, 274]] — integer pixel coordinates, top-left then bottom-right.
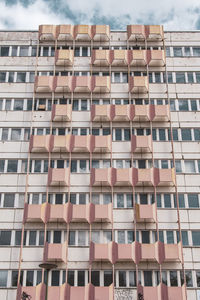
[[0, 0, 200, 30]]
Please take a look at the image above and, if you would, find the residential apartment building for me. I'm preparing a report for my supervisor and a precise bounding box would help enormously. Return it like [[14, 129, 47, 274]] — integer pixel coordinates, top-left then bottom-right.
[[0, 24, 200, 299]]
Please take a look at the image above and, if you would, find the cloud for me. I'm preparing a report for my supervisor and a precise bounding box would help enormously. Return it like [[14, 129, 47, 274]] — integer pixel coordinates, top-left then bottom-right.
[[0, 0, 200, 30]]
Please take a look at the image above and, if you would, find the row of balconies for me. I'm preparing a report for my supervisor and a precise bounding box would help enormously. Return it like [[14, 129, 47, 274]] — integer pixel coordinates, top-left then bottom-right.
[[46, 167, 175, 187], [23, 202, 156, 223], [51, 104, 170, 122], [55, 49, 165, 67], [34, 75, 150, 94], [30, 134, 153, 153], [39, 24, 164, 41], [17, 283, 186, 300], [20, 240, 182, 264]]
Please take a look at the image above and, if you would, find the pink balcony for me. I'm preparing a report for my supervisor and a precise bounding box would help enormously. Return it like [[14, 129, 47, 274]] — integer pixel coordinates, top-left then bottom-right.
[[112, 104, 132, 121], [114, 243, 136, 262], [150, 104, 170, 122], [55, 49, 74, 66], [74, 25, 92, 41], [114, 168, 133, 186], [48, 168, 69, 186], [92, 25, 110, 41], [146, 25, 164, 40], [154, 168, 175, 186], [92, 76, 111, 93], [56, 25, 74, 40], [133, 105, 150, 121], [29, 135, 50, 152], [131, 135, 152, 153], [53, 76, 73, 93], [48, 203, 70, 223], [137, 285, 161, 300], [48, 285, 66, 300], [39, 25, 56, 40], [92, 285, 114, 300], [91, 104, 111, 122], [34, 76, 54, 93], [163, 242, 182, 262], [91, 135, 112, 153], [73, 76, 91, 93], [133, 168, 154, 186], [110, 50, 128, 66], [136, 203, 156, 222], [128, 50, 147, 66], [91, 203, 112, 223], [129, 76, 149, 94], [90, 242, 113, 263], [147, 50, 165, 66], [43, 241, 67, 263], [50, 135, 71, 152], [17, 283, 45, 300], [71, 204, 90, 223], [140, 242, 160, 262], [71, 135, 90, 152], [166, 285, 186, 300], [91, 168, 113, 186], [23, 203, 49, 223], [67, 284, 91, 300], [91, 50, 110, 66], [127, 25, 146, 40], [51, 104, 72, 121]]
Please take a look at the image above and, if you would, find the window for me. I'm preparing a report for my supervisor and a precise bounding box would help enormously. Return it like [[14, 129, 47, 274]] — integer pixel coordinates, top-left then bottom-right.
[[166, 231, 174, 244], [0, 271, 8, 287], [16, 72, 26, 83], [185, 160, 195, 173], [68, 271, 74, 286], [192, 231, 200, 246], [178, 100, 188, 111], [26, 270, 34, 286], [91, 271, 100, 286], [0, 72, 6, 82], [164, 194, 171, 208], [170, 271, 178, 286], [185, 271, 193, 287], [14, 100, 23, 111], [193, 47, 200, 56], [141, 231, 150, 244], [194, 129, 200, 141], [196, 271, 200, 287], [7, 160, 18, 172], [184, 47, 190, 56], [4, 194, 15, 207], [187, 72, 194, 83], [11, 129, 21, 141], [15, 231, 22, 246], [51, 270, 60, 286], [104, 271, 113, 286], [119, 271, 126, 287], [188, 194, 199, 208], [29, 231, 36, 245], [19, 46, 29, 56], [176, 73, 185, 83], [0, 231, 11, 245], [167, 72, 173, 83], [12, 46, 17, 56], [144, 271, 152, 286], [181, 129, 191, 140], [0, 46, 9, 56], [78, 271, 85, 286], [175, 160, 182, 173], [173, 47, 182, 57]]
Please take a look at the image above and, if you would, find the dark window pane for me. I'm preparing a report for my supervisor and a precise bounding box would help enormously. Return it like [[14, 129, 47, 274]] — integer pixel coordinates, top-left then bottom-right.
[[29, 231, 36, 245], [0, 231, 11, 245], [15, 231, 22, 246], [0, 72, 6, 82], [11, 271, 18, 287], [51, 270, 59, 286], [68, 271, 74, 286], [142, 231, 150, 243], [164, 194, 171, 208], [91, 271, 100, 286], [16, 72, 26, 83], [170, 271, 178, 286], [4, 194, 15, 207], [188, 194, 199, 208], [26, 271, 34, 286], [104, 270, 112, 286], [144, 271, 152, 286], [181, 129, 191, 140], [78, 271, 85, 286], [53, 231, 61, 243], [0, 47, 9, 56], [119, 271, 126, 287], [167, 231, 174, 244], [176, 73, 185, 83]]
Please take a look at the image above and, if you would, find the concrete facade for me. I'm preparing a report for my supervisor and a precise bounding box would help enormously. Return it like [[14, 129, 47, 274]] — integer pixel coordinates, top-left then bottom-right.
[[0, 25, 200, 299]]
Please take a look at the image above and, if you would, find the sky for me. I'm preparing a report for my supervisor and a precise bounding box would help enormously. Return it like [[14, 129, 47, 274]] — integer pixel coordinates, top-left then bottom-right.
[[0, 0, 200, 31]]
